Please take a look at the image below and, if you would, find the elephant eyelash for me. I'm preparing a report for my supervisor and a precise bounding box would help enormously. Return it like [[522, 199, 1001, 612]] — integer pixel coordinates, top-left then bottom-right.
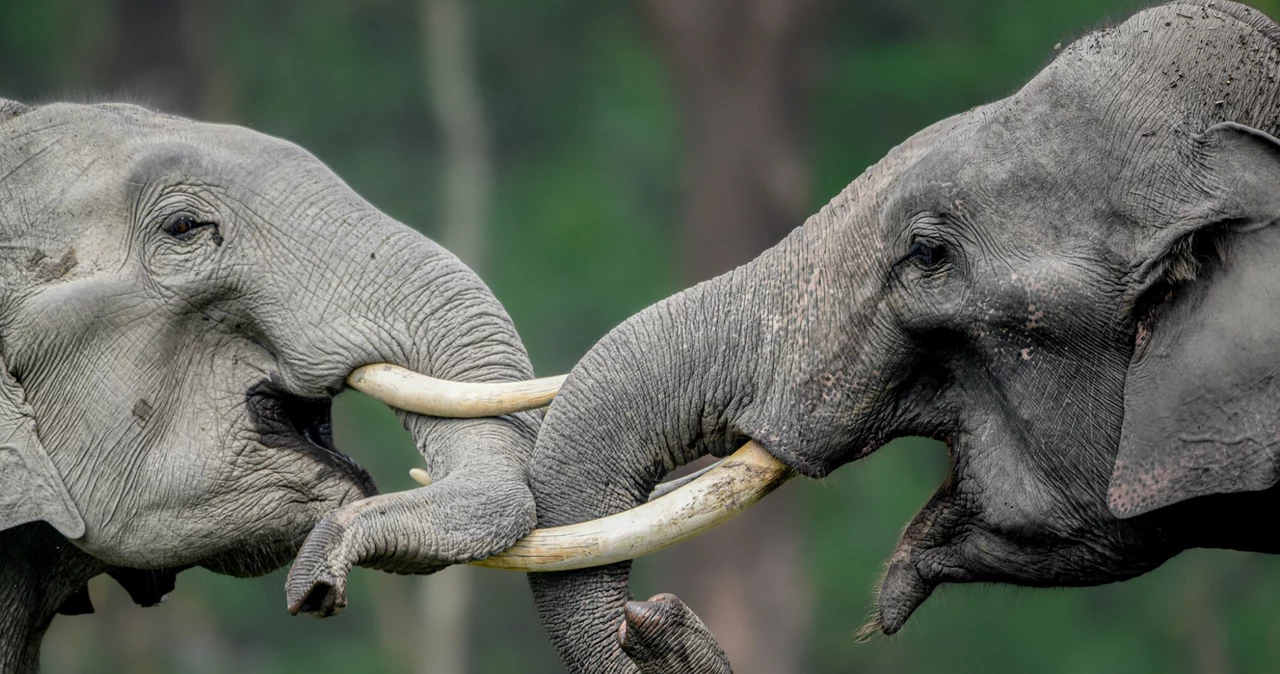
[[162, 213, 221, 243]]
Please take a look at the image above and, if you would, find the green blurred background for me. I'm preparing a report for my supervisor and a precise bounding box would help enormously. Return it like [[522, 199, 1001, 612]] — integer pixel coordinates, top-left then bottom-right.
[[7, 0, 1280, 672]]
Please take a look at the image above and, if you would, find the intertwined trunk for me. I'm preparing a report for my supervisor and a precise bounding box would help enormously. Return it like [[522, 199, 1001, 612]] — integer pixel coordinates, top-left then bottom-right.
[[527, 147, 894, 668], [269, 187, 538, 612], [527, 275, 751, 671], [527, 231, 822, 672], [275, 209, 540, 606]]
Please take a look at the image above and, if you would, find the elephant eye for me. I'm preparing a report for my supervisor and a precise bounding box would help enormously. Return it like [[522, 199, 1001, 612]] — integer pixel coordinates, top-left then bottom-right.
[[908, 239, 947, 267], [162, 213, 215, 239]]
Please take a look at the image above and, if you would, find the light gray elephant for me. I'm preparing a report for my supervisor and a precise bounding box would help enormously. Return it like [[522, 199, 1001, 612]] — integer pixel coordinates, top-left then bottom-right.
[[514, 2, 1280, 671], [0, 97, 540, 671]]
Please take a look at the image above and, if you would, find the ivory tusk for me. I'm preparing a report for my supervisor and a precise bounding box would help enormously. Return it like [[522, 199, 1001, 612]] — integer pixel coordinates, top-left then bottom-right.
[[349, 363, 567, 418], [374, 369, 792, 571], [408, 463, 718, 496], [470, 441, 793, 572]]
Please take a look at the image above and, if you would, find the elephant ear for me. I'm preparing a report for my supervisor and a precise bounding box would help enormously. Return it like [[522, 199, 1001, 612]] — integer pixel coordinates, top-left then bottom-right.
[[1110, 122, 1280, 518], [0, 97, 84, 536], [0, 354, 84, 538], [0, 97, 81, 536]]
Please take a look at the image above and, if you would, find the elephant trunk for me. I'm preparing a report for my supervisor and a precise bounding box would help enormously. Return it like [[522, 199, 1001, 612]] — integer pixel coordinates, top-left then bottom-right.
[[274, 211, 540, 615], [527, 223, 837, 671], [527, 272, 747, 672], [526, 190, 892, 670]]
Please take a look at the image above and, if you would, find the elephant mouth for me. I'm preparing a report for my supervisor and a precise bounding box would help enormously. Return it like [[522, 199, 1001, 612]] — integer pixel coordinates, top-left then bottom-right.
[[245, 379, 364, 475]]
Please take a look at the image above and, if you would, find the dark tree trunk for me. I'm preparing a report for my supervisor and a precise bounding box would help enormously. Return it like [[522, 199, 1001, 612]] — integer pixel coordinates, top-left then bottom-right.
[[639, 1, 829, 672], [416, 0, 493, 670], [99, 0, 232, 119], [57, 3, 235, 670]]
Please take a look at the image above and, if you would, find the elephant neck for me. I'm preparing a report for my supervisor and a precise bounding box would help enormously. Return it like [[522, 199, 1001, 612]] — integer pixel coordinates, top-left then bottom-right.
[[1164, 483, 1280, 555], [0, 523, 103, 672]]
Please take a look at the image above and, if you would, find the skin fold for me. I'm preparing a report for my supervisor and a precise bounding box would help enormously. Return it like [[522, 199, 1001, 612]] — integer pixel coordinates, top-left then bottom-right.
[[525, 3, 1280, 671], [0, 98, 538, 670]]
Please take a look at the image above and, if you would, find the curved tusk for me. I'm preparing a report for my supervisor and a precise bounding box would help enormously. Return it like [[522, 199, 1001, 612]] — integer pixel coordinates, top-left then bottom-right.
[[470, 441, 793, 572], [409, 463, 719, 496], [375, 370, 790, 570], [349, 363, 567, 418]]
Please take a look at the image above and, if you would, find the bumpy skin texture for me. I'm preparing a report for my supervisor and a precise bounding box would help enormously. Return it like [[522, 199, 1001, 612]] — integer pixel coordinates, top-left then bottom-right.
[[619, 594, 731, 674], [528, 3, 1280, 670], [0, 99, 537, 669]]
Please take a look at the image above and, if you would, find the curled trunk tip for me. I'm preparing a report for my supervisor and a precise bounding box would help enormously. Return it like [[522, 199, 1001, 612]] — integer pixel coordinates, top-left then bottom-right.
[[619, 593, 733, 673]]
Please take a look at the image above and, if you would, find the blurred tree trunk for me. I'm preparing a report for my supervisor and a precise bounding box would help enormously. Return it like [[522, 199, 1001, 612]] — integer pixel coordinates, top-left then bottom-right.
[[1178, 555, 1232, 674], [423, 0, 491, 269], [87, 2, 232, 671], [99, 0, 233, 119], [417, 0, 492, 672], [639, 1, 829, 672]]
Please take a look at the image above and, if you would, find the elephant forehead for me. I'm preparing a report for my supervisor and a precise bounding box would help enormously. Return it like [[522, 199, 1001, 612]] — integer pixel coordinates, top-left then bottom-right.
[[1, 102, 325, 218], [12, 101, 323, 187], [879, 106, 1105, 239]]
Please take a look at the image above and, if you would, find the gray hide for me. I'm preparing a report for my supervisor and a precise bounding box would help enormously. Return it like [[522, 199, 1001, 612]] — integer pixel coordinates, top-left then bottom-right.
[[0, 99, 537, 671]]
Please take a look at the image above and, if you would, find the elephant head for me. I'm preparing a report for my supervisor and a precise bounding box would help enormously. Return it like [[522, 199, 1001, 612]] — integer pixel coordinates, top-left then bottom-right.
[[520, 2, 1280, 670], [0, 98, 539, 669]]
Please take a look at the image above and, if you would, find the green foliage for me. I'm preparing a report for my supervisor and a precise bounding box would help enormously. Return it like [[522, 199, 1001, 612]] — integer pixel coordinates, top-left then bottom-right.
[[3, 0, 1280, 671]]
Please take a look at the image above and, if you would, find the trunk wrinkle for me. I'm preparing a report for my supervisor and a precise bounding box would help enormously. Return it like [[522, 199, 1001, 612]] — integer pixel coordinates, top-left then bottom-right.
[[529, 271, 757, 673]]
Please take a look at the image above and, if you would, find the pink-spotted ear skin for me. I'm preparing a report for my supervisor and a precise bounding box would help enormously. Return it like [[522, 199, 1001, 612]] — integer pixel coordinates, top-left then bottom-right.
[[1111, 122, 1280, 518]]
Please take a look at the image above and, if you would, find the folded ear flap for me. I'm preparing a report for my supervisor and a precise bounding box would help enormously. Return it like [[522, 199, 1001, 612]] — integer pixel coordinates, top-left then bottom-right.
[[0, 98, 29, 121], [0, 355, 84, 539], [1110, 123, 1280, 518]]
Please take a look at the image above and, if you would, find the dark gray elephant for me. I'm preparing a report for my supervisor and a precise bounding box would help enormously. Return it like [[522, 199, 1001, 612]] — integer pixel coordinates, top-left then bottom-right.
[[0, 97, 539, 670], [521, 2, 1280, 671]]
